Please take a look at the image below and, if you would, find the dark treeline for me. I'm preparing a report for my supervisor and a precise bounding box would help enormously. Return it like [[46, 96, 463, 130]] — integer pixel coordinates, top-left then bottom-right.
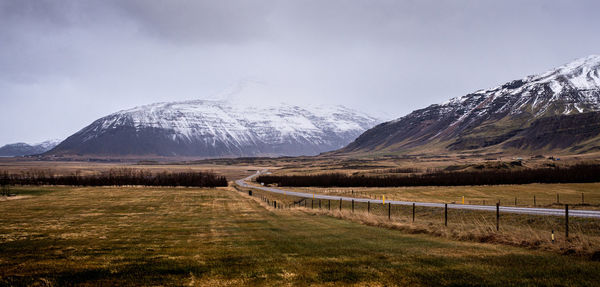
[[256, 164, 600, 187], [0, 169, 228, 187]]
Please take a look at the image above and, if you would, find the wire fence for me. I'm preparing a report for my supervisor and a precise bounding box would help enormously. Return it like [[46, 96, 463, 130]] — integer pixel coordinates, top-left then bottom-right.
[[275, 188, 600, 209], [235, 185, 600, 257]]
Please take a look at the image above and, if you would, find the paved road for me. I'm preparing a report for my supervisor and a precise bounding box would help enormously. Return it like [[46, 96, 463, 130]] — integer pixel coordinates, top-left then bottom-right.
[[236, 172, 600, 219]]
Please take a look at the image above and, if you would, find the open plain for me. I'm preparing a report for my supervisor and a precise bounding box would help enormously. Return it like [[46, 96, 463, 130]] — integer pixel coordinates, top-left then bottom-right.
[[2, 185, 600, 286]]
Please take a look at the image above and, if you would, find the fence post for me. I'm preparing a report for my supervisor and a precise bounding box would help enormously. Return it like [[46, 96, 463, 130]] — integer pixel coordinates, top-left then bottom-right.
[[328, 200, 331, 211], [340, 198, 342, 211], [557, 193, 560, 204], [319, 199, 321, 209], [514, 197, 517, 206], [496, 203, 500, 231], [412, 203, 415, 222], [582, 193, 584, 205], [565, 204, 569, 238], [534, 195, 536, 207], [444, 203, 448, 227], [311, 199, 314, 209], [388, 203, 391, 220], [352, 199, 354, 213], [274, 200, 276, 208], [368, 201, 370, 214]]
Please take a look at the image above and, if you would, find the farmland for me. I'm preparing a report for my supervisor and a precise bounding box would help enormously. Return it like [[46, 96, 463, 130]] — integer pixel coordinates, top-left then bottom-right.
[[271, 182, 600, 210], [2, 185, 600, 286]]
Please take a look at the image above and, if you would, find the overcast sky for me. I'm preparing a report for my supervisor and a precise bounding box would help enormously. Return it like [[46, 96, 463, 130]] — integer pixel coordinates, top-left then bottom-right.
[[1, 0, 599, 145]]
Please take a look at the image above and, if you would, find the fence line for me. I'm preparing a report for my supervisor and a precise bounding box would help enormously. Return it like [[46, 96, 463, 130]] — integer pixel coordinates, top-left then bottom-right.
[[236, 185, 583, 242]]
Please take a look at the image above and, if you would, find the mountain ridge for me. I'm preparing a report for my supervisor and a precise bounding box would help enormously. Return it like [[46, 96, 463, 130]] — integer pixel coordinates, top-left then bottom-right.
[[0, 139, 62, 157], [47, 100, 380, 158], [338, 55, 600, 156]]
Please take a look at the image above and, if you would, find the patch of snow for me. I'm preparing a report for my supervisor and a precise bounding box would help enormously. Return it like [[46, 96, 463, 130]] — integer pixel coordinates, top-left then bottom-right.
[[35, 139, 62, 149], [549, 80, 563, 94]]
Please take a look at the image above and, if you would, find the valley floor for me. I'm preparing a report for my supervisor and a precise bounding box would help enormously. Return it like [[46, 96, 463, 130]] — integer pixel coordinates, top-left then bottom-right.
[[1, 186, 599, 286]]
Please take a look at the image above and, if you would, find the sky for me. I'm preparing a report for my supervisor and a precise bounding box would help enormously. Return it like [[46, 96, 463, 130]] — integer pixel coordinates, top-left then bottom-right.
[[1, 0, 600, 145]]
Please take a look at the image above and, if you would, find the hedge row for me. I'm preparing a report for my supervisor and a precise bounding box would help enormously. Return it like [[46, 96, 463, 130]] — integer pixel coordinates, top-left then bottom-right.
[[0, 169, 228, 187]]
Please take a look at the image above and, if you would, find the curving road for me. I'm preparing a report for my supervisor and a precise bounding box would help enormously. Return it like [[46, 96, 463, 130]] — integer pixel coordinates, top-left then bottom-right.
[[236, 171, 600, 219]]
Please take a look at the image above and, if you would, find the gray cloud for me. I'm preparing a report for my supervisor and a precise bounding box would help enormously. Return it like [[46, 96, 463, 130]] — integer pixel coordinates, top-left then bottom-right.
[[1, 0, 600, 144], [113, 0, 274, 44]]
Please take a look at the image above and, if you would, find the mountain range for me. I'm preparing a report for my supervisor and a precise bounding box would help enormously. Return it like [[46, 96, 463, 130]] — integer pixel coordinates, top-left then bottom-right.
[[46, 101, 379, 158], [338, 55, 600, 156], [0, 139, 61, 157], [17, 55, 600, 159]]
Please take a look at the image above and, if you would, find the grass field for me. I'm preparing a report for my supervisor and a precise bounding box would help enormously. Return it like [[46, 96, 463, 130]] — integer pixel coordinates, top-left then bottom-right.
[[0, 159, 265, 181], [278, 183, 600, 209], [242, 185, 600, 257], [2, 186, 600, 286]]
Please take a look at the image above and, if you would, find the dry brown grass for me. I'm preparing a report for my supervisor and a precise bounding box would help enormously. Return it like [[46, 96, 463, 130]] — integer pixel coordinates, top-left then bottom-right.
[[299, 207, 600, 258], [241, 186, 600, 259], [267, 150, 600, 176], [3, 185, 600, 285], [280, 183, 600, 209], [0, 158, 273, 181]]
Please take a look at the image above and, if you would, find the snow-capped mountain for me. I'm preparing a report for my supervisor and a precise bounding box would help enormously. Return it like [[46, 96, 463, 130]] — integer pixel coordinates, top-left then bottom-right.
[[0, 139, 62, 157], [339, 55, 600, 155], [47, 100, 380, 157]]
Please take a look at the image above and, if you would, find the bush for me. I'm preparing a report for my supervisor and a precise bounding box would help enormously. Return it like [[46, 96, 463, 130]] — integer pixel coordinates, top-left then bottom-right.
[[1, 184, 9, 196]]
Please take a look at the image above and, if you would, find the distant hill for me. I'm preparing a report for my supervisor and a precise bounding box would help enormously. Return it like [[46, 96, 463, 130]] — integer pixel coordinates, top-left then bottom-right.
[[46, 100, 380, 158], [337, 55, 600, 155], [0, 139, 62, 157]]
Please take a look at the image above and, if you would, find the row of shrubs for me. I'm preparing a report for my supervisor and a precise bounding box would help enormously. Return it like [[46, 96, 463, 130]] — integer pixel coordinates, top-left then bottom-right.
[[256, 164, 600, 187], [0, 169, 228, 187]]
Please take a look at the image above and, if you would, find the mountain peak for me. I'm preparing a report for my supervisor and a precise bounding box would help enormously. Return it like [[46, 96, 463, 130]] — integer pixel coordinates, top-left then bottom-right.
[[557, 54, 600, 72], [532, 54, 600, 90]]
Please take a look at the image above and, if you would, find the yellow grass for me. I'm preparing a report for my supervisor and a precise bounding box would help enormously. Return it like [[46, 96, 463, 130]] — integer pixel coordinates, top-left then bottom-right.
[[279, 183, 600, 209]]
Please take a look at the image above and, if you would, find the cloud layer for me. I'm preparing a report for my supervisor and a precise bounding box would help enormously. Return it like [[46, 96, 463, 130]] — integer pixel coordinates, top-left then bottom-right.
[[1, 0, 600, 144]]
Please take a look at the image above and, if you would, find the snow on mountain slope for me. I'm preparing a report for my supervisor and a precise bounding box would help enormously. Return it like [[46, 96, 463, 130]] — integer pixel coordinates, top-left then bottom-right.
[[37, 139, 62, 150], [409, 54, 600, 128], [341, 55, 600, 154], [48, 100, 380, 157]]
